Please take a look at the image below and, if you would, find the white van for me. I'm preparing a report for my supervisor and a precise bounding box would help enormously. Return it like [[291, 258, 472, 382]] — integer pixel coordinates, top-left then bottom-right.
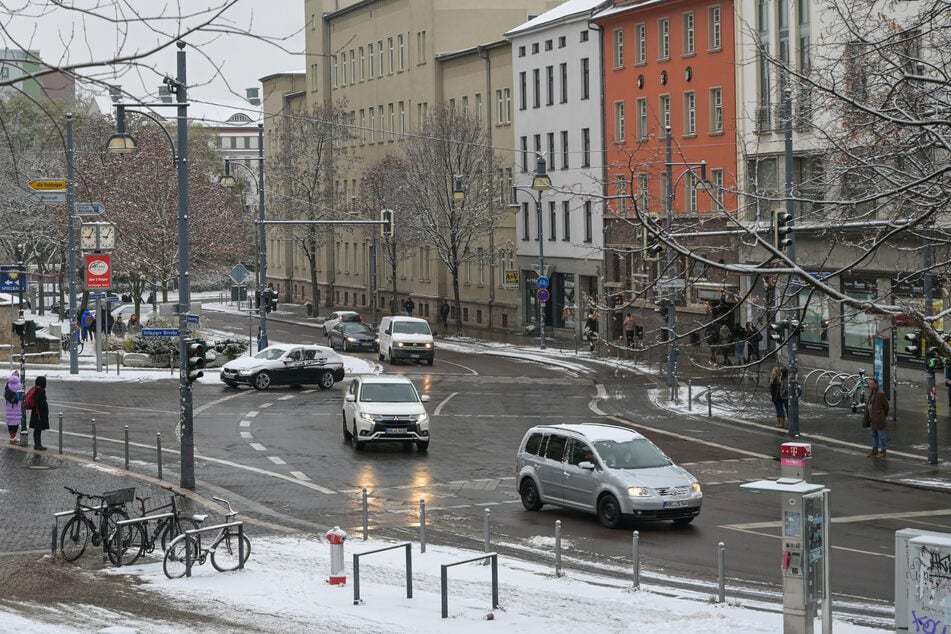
[[378, 316, 434, 365]]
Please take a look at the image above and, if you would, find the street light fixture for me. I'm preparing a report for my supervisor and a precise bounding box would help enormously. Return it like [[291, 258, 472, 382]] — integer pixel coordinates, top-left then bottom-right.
[[511, 155, 553, 350], [219, 123, 268, 350], [106, 41, 196, 490]]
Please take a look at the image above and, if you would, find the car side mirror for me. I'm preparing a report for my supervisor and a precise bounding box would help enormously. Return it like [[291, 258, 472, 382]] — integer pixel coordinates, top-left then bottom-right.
[[420, 394, 430, 402], [345, 393, 356, 402], [578, 461, 596, 471]]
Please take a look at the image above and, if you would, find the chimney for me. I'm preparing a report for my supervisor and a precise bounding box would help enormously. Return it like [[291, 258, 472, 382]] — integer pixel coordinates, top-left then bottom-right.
[[246, 87, 261, 106]]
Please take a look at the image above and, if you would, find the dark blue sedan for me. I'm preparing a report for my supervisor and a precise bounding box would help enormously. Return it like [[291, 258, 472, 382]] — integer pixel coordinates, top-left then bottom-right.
[[327, 322, 379, 352]]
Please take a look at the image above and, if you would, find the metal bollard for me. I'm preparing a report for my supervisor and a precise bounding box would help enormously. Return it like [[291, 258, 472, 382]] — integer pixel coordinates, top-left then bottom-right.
[[554, 520, 563, 577], [483, 508, 491, 560], [57, 412, 63, 454], [123, 425, 129, 470], [632, 530, 640, 589], [707, 388, 712, 417], [362, 488, 369, 541], [156, 432, 163, 480], [687, 380, 693, 412], [419, 498, 427, 553], [91, 419, 97, 461], [717, 541, 726, 603]]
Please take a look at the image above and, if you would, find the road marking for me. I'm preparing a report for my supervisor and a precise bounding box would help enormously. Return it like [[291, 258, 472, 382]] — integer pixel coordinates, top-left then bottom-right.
[[239, 420, 251, 428], [260, 403, 273, 408], [240, 431, 253, 439], [249, 443, 267, 451], [434, 392, 457, 416], [268, 456, 286, 465], [246, 411, 259, 417], [279, 395, 295, 401], [291, 471, 311, 481], [439, 359, 479, 375]]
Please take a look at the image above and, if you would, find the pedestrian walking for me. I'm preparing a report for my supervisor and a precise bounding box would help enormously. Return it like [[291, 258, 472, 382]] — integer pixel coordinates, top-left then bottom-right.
[[81, 309, 94, 341], [403, 297, 415, 316], [706, 324, 720, 365], [584, 312, 599, 351], [769, 366, 789, 428], [440, 301, 451, 330], [623, 313, 636, 347], [746, 321, 762, 362], [112, 314, 127, 337], [25, 376, 48, 451], [734, 324, 747, 364], [4, 371, 22, 443], [128, 314, 141, 335], [718, 322, 734, 366], [864, 377, 889, 457]]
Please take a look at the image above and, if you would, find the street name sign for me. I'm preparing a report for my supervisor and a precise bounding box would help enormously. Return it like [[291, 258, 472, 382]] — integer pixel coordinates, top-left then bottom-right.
[[75, 202, 105, 215], [29, 179, 67, 191], [141, 328, 181, 337], [30, 191, 66, 204]]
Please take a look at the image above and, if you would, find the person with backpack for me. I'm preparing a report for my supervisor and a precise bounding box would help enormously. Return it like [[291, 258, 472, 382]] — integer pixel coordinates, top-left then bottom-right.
[[4, 371, 22, 443], [24, 376, 48, 451]]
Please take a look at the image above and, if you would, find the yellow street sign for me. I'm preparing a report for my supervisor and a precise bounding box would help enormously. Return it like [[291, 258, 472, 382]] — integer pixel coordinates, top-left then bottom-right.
[[29, 179, 67, 191]]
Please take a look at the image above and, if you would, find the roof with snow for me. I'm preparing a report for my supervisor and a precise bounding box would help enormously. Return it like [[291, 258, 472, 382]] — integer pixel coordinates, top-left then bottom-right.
[[505, 0, 611, 37]]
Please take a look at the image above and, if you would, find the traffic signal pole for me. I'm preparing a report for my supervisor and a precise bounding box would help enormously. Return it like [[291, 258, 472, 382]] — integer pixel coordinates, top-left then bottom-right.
[[782, 89, 801, 438]]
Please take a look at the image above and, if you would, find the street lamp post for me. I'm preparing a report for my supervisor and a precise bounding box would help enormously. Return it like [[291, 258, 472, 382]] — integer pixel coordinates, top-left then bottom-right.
[[220, 123, 268, 350], [106, 42, 195, 489], [66, 114, 79, 375]]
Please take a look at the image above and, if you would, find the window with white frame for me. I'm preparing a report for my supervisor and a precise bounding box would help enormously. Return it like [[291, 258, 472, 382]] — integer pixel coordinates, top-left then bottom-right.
[[398, 34, 405, 71], [475, 93, 483, 122], [387, 37, 394, 73], [710, 87, 723, 133], [369, 108, 376, 143], [497, 90, 504, 123], [520, 136, 529, 172], [613, 28, 624, 67], [660, 94, 671, 131], [359, 109, 366, 144], [504, 88, 512, 123], [637, 173, 649, 212], [636, 97, 647, 140], [710, 168, 724, 209], [378, 40, 384, 72], [708, 6, 722, 50], [616, 175, 629, 213], [614, 101, 626, 143], [332, 56, 339, 88], [417, 31, 427, 65], [659, 18, 670, 59], [462, 95, 469, 115], [683, 12, 695, 55], [685, 171, 698, 212], [388, 104, 395, 140], [635, 23, 646, 64], [341, 52, 347, 85], [350, 49, 355, 83], [359, 47, 365, 80], [368, 43, 375, 78], [378, 105, 385, 138], [684, 91, 696, 135]]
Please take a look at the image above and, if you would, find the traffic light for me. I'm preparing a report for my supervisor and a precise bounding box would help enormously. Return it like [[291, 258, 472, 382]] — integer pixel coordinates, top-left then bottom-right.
[[185, 338, 205, 383], [927, 350, 941, 375], [768, 320, 789, 342], [644, 229, 663, 261], [904, 331, 923, 357], [381, 208, 394, 237], [655, 298, 669, 318], [773, 209, 793, 251]]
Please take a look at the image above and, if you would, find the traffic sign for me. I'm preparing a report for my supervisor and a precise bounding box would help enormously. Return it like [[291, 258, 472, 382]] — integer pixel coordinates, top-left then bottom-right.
[[29, 179, 67, 191], [228, 263, 251, 285], [75, 202, 105, 215], [537, 288, 551, 303], [89, 292, 106, 300], [186, 313, 200, 324], [657, 278, 686, 289], [107, 296, 121, 303], [30, 191, 66, 204], [141, 328, 181, 337], [536, 276, 550, 290]]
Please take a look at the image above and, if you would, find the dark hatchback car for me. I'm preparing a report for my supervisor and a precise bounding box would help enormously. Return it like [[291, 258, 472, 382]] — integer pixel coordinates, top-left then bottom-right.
[[327, 322, 379, 352]]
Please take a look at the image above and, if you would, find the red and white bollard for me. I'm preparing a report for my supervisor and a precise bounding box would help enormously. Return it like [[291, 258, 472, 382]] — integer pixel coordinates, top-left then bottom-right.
[[326, 526, 348, 585]]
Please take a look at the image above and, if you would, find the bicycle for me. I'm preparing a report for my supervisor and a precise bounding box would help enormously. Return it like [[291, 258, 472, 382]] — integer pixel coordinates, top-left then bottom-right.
[[823, 369, 870, 411], [60, 331, 84, 355], [60, 486, 133, 564], [109, 488, 207, 566], [163, 496, 251, 578]]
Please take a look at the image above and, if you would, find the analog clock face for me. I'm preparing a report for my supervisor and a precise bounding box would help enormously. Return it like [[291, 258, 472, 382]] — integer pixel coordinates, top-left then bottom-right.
[[99, 224, 116, 248], [80, 225, 97, 249]]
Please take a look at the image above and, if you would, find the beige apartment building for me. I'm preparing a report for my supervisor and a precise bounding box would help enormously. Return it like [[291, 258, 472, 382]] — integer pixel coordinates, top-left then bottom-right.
[[261, 0, 560, 332]]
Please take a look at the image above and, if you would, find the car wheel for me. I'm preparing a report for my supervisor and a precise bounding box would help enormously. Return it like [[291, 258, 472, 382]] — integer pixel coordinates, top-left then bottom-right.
[[426, 358, 434, 366], [520, 479, 543, 511], [672, 517, 695, 526], [342, 414, 352, 441], [351, 428, 365, 451], [317, 370, 335, 390], [416, 440, 429, 452], [378, 351, 385, 361], [342, 341, 350, 352], [597, 494, 623, 529], [327, 337, 335, 350], [223, 381, 239, 388], [253, 372, 272, 391], [388, 349, 398, 365]]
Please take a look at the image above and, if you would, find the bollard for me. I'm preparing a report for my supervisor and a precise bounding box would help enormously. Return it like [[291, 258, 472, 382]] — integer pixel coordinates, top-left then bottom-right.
[[51, 522, 57, 558], [687, 380, 693, 412], [632, 530, 640, 589], [156, 432, 163, 480], [707, 388, 712, 417], [57, 412, 63, 454], [326, 526, 348, 585], [123, 425, 129, 470], [483, 508, 491, 553], [554, 520, 563, 578], [362, 488, 369, 541], [717, 541, 726, 603], [419, 498, 427, 553], [91, 419, 97, 461]]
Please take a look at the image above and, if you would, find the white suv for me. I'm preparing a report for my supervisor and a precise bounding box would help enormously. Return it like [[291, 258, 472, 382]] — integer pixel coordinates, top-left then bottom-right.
[[342, 375, 430, 451]]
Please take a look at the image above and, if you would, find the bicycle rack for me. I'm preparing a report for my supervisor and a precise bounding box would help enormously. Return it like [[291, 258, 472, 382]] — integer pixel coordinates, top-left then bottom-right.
[[803, 369, 839, 401], [353, 542, 413, 605], [112, 512, 175, 567], [178, 521, 246, 577]]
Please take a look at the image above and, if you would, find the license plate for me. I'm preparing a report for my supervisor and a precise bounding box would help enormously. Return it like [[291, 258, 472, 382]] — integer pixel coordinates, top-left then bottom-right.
[[409, 353, 420, 358], [664, 500, 688, 508], [385, 427, 406, 434]]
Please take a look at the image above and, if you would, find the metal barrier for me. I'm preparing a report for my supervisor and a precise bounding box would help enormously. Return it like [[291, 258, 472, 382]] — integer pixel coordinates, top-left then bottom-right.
[[180, 521, 246, 577], [112, 512, 175, 567], [352, 542, 412, 605], [50, 503, 110, 558], [440, 552, 499, 618]]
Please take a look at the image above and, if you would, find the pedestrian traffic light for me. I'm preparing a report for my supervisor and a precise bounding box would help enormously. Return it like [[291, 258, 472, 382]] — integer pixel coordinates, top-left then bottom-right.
[[927, 349, 941, 374], [773, 209, 793, 251], [381, 208, 394, 237], [642, 227, 663, 261], [904, 331, 923, 357], [185, 338, 205, 383], [655, 298, 669, 318]]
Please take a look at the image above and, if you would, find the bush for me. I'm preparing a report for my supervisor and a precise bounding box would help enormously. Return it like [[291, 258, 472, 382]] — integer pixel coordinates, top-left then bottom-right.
[[214, 338, 248, 360]]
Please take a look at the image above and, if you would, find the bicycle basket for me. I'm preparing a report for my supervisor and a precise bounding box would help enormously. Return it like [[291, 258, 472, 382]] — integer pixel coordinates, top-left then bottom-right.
[[102, 487, 135, 506]]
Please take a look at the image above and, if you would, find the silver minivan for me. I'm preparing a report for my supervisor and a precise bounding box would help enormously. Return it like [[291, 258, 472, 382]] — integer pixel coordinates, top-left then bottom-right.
[[515, 423, 702, 528]]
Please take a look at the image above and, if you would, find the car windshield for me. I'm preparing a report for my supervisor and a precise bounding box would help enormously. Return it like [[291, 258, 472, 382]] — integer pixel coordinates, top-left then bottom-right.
[[594, 438, 673, 469], [254, 347, 289, 361], [393, 321, 430, 335], [342, 323, 372, 334], [341, 313, 361, 323], [359, 383, 419, 403]]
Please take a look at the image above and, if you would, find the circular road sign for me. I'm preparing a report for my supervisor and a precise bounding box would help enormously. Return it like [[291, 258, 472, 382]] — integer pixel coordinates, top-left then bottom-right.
[[537, 288, 551, 303], [536, 275, 550, 290]]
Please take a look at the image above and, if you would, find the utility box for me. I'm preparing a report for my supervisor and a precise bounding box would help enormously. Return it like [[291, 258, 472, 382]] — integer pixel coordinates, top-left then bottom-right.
[[780, 443, 812, 481], [895, 528, 950, 630], [906, 534, 951, 632]]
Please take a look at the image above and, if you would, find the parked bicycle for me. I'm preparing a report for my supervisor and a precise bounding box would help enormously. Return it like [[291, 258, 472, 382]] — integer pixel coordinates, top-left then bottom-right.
[[163, 496, 251, 578], [60, 331, 84, 355], [110, 488, 207, 566], [60, 486, 134, 564], [823, 369, 870, 411]]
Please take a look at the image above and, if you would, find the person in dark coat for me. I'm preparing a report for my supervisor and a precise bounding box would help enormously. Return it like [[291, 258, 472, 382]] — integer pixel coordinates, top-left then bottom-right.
[[584, 312, 599, 351], [5, 371, 21, 442], [27, 375, 49, 451], [865, 378, 889, 458], [769, 366, 788, 428], [440, 301, 451, 330], [745, 321, 762, 362], [403, 297, 415, 316]]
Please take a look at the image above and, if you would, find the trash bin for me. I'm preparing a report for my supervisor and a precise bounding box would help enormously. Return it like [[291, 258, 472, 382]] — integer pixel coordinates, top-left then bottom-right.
[[305, 302, 313, 317]]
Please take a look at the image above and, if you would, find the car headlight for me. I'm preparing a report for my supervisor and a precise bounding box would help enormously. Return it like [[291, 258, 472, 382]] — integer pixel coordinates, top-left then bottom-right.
[[627, 486, 651, 497], [396, 341, 404, 347], [360, 412, 381, 423], [414, 413, 429, 423], [424, 342, 433, 349], [345, 336, 357, 342], [692, 482, 702, 494], [237, 369, 254, 376]]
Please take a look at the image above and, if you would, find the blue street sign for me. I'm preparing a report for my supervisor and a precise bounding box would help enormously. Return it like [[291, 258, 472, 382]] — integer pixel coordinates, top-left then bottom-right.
[[186, 313, 200, 324], [537, 288, 551, 303], [536, 276, 550, 290], [89, 292, 106, 300], [141, 328, 181, 337], [107, 296, 121, 303], [0, 266, 26, 293]]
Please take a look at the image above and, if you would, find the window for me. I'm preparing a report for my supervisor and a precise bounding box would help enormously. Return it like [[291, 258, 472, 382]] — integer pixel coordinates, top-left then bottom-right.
[[475, 93, 483, 122], [399, 101, 406, 135], [387, 37, 394, 73], [448, 98, 456, 112], [341, 52, 347, 85], [558, 36, 566, 48], [684, 91, 696, 135], [545, 39, 553, 51], [581, 128, 591, 167], [520, 136, 529, 172], [534, 134, 541, 157], [332, 56, 339, 88], [583, 201, 593, 243], [388, 103, 395, 140], [635, 23, 646, 64], [580, 58, 590, 100], [369, 108, 376, 143], [683, 12, 695, 55], [398, 34, 405, 71], [562, 201, 571, 240], [504, 88, 512, 123], [710, 87, 723, 133], [636, 97, 648, 140], [637, 173, 649, 212], [560, 130, 569, 169], [378, 105, 385, 138], [359, 47, 366, 81], [545, 434, 567, 461], [659, 18, 670, 59], [531, 42, 539, 54], [546, 65, 554, 105], [580, 30, 589, 43], [685, 171, 698, 212], [613, 28, 624, 67], [660, 94, 671, 131], [359, 109, 366, 144], [710, 168, 724, 209], [559, 62, 567, 103], [462, 95, 469, 114], [614, 101, 626, 142], [708, 6, 722, 50], [616, 175, 629, 213], [533, 69, 540, 108], [522, 203, 530, 240], [549, 201, 557, 241], [368, 43, 375, 78], [417, 102, 428, 129], [495, 88, 511, 124], [519, 71, 527, 110], [417, 31, 427, 64], [518, 45, 526, 57], [378, 40, 384, 73], [350, 49, 355, 83]]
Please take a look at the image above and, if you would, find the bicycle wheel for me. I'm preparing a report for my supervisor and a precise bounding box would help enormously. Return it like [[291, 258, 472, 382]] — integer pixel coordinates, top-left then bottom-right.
[[60, 516, 91, 562], [210, 531, 251, 572], [100, 507, 130, 553], [823, 383, 844, 407], [160, 517, 200, 552], [163, 536, 192, 579], [108, 522, 146, 566]]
